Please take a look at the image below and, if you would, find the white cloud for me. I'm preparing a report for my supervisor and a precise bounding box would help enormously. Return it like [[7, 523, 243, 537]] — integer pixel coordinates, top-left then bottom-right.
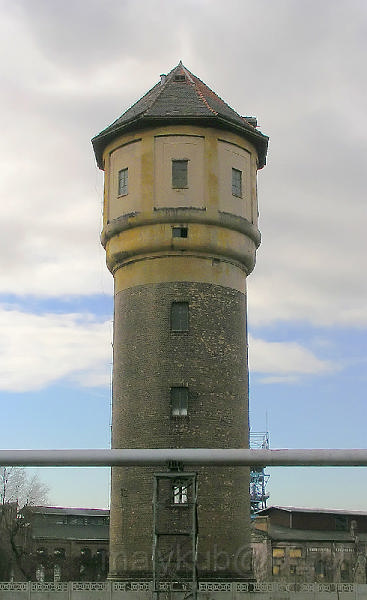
[[0, 308, 112, 392], [248, 335, 336, 382], [0, 309, 335, 393]]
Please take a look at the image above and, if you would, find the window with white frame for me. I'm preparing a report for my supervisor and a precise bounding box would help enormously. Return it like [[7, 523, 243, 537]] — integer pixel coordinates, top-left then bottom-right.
[[172, 483, 188, 504], [232, 168, 242, 197], [118, 168, 128, 196]]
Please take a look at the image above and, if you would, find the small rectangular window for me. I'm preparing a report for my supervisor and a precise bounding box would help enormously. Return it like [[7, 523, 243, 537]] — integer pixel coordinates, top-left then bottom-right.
[[172, 160, 188, 188], [118, 168, 128, 196], [272, 548, 285, 558], [289, 548, 302, 558], [172, 483, 188, 504], [335, 515, 348, 531], [171, 302, 189, 332], [171, 387, 188, 417], [232, 168, 242, 197], [172, 227, 188, 238], [272, 565, 280, 576]]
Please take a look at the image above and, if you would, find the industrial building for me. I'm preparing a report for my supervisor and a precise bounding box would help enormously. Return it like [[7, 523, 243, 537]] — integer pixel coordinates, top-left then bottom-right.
[[14, 506, 109, 582], [252, 506, 367, 583]]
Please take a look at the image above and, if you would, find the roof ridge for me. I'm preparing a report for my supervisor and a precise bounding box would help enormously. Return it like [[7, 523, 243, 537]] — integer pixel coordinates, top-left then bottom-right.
[[105, 62, 185, 131], [138, 62, 186, 117], [179, 63, 218, 116], [183, 66, 248, 121]]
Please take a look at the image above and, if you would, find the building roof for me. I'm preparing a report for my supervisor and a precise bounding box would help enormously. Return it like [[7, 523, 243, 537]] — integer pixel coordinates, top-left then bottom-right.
[[256, 506, 367, 517], [24, 506, 109, 517], [92, 62, 268, 169]]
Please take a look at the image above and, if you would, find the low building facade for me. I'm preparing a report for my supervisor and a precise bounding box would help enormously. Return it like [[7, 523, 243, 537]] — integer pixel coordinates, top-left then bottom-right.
[[17, 506, 109, 582], [252, 506, 367, 583]]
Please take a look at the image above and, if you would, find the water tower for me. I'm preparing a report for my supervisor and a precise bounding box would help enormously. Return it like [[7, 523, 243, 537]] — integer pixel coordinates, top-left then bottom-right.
[[92, 62, 268, 586]]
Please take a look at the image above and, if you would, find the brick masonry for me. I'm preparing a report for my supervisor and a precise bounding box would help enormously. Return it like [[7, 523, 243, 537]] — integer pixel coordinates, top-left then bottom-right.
[[109, 281, 251, 580]]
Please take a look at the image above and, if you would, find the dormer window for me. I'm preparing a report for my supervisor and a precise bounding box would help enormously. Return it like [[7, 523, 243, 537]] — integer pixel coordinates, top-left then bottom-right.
[[172, 160, 188, 189], [118, 168, 128, 196], [174, 74, 186, 82], [232, 168, 242, 197]]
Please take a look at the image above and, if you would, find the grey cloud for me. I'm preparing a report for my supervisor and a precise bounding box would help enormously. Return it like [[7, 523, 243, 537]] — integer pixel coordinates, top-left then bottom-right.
[[1, 0, 366, 324]]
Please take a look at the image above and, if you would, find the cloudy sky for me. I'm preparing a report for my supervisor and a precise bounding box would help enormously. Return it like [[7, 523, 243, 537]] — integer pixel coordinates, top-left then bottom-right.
[[1, 0, 366, 510]]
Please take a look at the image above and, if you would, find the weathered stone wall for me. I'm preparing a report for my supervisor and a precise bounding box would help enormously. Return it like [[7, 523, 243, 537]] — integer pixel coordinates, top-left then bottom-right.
[[109, 281, 250, 580]]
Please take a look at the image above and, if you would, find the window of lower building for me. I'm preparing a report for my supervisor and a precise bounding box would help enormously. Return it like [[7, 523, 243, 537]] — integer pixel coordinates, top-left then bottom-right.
[[118, 168, 128, 196], [272, 565, 280, 576], [68, 516, 84, 526], [172, 226, 188, 238], [272, 548, 285, 558], [80, 547, 91, 560], [289, 547, 302, 558], [340, 561, 350, 582], [232, 168, 242, 197], [171, 302, 189, 332], [335, 515, 348, 531], [36, 565, 45, 582], [171, 387, 188, 417], [54, 548, 66, 559], [172, 483, 188, 505], [315, 559, 326, 577], [289, 565, 297, 575], [172, 160, 188, 188], [54, 564, 61, 582]]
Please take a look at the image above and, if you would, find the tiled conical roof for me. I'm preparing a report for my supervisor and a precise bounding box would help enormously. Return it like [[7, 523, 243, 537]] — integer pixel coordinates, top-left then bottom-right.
[[92, 62, 268, 169]]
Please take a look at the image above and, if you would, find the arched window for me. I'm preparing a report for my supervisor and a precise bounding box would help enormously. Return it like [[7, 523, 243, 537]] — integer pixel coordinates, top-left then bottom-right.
[[96, 548, 105, 563], [80, 547, 91, 560], [54, 548, 65, 559], [36, 564, 45, 582], [36, 547, 47, 557]]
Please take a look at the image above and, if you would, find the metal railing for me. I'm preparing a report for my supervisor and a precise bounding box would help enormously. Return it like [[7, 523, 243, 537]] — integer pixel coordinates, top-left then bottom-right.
[[1, 448, 367, 467]]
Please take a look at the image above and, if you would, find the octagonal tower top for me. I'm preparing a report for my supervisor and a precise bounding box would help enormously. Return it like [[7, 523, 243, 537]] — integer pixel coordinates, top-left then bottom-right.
[[92, 61, 268, 170]]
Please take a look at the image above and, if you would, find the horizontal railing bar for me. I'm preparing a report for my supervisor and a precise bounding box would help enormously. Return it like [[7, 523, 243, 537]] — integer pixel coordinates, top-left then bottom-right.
[[0, 449, 367, 467]]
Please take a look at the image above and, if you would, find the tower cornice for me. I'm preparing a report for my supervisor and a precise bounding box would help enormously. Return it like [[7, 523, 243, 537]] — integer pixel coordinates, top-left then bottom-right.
[[101, 208, 261, 249]]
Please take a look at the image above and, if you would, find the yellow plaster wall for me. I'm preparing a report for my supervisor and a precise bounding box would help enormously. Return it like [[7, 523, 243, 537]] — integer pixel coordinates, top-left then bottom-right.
[[107, 139, 142, 220], [101, 124, 260, 286], [154, 135, 205, 208], [102, 124, 259, 222], [105, 221, 257, 277], [114, 254, 247, 294], [218, 140, 252, 221]]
